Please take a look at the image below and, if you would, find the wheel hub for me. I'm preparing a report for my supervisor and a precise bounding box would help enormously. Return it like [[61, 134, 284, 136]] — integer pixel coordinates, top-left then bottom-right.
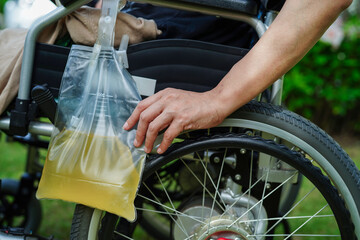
[[172, 201, 257, 240], [172, 189, 267, 240], [194, 216, 256, 240]]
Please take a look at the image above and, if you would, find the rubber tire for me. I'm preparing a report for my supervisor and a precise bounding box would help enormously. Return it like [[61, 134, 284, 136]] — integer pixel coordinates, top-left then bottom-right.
[[70, 204, 95, 240]]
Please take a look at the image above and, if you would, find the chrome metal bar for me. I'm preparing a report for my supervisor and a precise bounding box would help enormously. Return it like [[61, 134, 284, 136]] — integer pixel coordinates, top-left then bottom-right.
[[28, 121, 54, 136], [0, 117, 10, 131], [0, 117, 54, 136], [270, 76, 284, 105], [264, 10, 278, 27], [17, 0, 91, 101], [264, 10, 284, 106]]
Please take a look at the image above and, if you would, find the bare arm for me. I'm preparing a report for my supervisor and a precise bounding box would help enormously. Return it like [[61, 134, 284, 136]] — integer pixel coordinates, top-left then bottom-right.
[[124, 0, 352, 154]]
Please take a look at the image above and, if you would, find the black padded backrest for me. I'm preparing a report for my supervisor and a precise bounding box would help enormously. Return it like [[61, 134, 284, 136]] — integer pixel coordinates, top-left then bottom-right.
[[62, 0, 259, 15], [127, 39, 248, 93], [32, 43, 70, 98], [179, 0, 258, 15], [32, 40, 248, 98], [261, 0, 285, 11]]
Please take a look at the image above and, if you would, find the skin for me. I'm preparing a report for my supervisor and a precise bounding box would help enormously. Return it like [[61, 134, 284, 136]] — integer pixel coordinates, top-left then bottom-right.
[[123, 0, 353, 154]]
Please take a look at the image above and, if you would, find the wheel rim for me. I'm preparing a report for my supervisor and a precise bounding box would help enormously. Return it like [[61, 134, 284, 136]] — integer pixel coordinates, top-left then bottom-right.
[[88, 209, 102, 239], [94, 134, 354, 240]]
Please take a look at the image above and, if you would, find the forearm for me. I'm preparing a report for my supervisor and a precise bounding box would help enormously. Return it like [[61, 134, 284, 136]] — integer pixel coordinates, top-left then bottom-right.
[[125, 0, 352, 153], [211, 0, 352, 118]]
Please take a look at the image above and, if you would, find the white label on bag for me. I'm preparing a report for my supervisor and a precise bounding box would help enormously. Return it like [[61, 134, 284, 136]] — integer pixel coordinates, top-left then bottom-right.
[[133, 76, 157, 97]]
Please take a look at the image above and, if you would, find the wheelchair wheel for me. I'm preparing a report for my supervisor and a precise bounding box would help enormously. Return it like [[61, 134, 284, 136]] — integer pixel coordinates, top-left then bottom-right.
[[0, 179, 42, 233], [137, 100, 360, 237], [70, 134, 357, 240]]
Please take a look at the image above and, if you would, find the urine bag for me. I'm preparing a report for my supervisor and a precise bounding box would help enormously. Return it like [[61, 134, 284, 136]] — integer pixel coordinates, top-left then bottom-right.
[[36, 0, 145, 221]]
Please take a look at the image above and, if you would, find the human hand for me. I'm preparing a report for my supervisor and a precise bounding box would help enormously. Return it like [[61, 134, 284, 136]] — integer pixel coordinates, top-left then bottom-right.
[[123, 88, 225, 154]]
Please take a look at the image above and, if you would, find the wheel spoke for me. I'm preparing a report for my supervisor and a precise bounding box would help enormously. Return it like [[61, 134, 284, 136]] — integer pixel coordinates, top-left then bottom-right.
[[236, 214, 336, 224], [248, 233, 341, 238], [184, 234, 196, 240], [219, 172, 266, 218], [208, 147, 228, 230], [136, 195, 206, 224], [193, 151, 228, 209], [153, 172, 190, 237], [228, 172, 298, 228], [247, 149, 255, 211], [264, 186, 316, 234], [284, 204, 329, 240], [180, 157, 226, 212], [114, 230, 134, 239], [254, 157, 271, 232], [141, 183, 189, 236], [201, 149, 209, 220]]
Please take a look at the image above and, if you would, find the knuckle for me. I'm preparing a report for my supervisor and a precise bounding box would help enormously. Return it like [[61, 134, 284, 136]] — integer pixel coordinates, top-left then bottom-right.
[[158, 88, 172, 96], [147, 124, 158, 134], [137, 132, 146, 140], [139, 113, 150, 123], [163, 132, 175, 142], [163, 90, 179, 101], [177, 115, 189, 126], [164, 110, 175, 119], [184, 123, 194, 130], [163, 87, 175, 93], [137, 101, 147, 111]]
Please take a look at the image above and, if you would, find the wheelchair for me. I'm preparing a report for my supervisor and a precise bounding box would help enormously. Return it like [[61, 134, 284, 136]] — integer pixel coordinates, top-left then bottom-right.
[[0, 0, 359, 239]]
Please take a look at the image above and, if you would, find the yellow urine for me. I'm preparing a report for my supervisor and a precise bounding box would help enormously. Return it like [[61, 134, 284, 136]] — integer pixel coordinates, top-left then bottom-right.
[[36, 129, 142, 221]]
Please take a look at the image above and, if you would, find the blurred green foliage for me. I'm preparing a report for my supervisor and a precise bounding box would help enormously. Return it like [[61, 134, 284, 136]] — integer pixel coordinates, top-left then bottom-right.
[[283, 16, 360, 135], [0, 0, 6, 13]]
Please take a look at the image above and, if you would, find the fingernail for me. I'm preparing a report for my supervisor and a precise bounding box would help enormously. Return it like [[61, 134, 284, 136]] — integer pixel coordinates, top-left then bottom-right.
[[144, 146, 150, 153], [134, 139, 139, 146], [157, 147, 163, 154], [123, 122, 129, 130]]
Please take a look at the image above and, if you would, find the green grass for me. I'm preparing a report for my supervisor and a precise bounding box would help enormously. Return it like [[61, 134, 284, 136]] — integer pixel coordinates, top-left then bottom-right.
[[0, 133, 359, 239], [0, 134, 75, 239]]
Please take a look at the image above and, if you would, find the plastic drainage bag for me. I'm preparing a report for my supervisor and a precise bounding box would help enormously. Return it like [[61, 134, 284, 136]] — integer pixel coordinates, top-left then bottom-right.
[[36, 0, 145, 221]]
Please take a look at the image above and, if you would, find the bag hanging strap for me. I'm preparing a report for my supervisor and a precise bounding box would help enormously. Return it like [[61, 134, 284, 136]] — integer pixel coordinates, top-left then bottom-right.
[[97, 0, 122, 47]]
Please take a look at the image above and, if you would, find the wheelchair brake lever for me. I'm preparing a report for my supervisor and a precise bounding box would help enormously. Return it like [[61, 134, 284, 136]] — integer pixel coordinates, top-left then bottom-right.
[[31, 85, 57, 124]]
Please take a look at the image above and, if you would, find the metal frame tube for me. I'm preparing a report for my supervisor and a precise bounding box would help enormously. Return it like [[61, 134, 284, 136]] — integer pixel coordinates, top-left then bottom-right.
[[0, 117, 53, 136], [17, 0, 91, 101]]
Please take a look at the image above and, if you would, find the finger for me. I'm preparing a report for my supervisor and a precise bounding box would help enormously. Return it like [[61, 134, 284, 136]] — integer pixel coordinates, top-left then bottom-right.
[[123, 94, 163, 130], [157, 122, 183, 154], [144, 112, 173, 153], [123, 107, 141, 131], [134, 102, 164, 148]]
